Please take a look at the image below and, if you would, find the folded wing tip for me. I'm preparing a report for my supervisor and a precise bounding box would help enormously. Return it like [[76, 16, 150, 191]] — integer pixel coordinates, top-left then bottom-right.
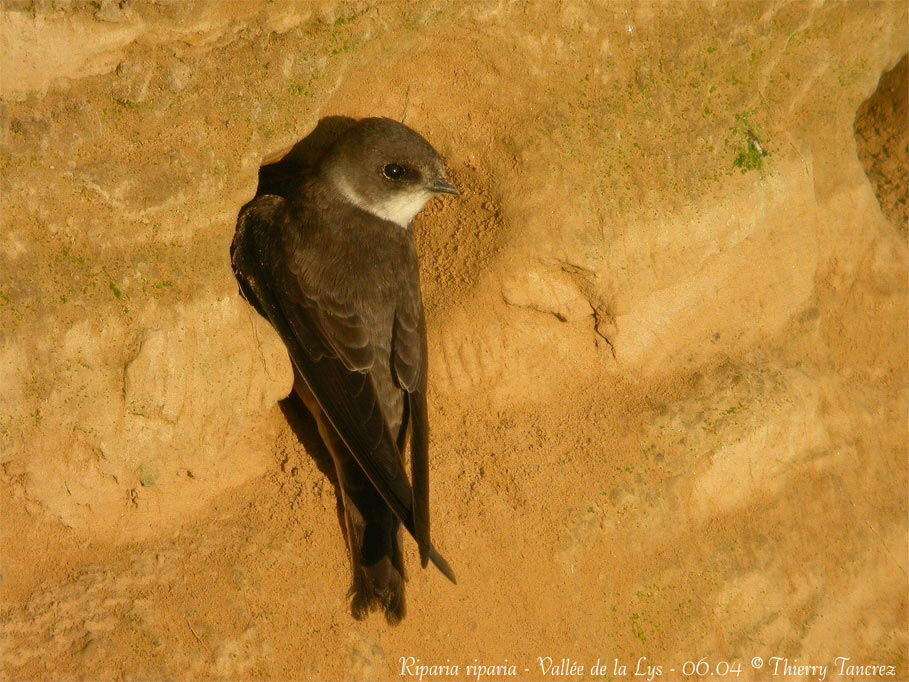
[[427, 546, 457, 584]]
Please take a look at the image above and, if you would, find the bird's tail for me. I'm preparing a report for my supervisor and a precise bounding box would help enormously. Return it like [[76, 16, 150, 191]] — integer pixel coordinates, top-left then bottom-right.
[[347, 506, 406, 625]]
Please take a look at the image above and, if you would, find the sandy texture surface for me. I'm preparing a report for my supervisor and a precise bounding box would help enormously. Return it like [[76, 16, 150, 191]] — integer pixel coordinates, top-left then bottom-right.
[[1, 1, 907, 679]]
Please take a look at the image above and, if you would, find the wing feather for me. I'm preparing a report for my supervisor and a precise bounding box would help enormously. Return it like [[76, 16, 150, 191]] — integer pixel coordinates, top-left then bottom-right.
[[392, 278, 431, 568]]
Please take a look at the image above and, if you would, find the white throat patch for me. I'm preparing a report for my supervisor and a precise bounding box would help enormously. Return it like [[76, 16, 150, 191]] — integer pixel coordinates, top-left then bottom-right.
[[333, 174, 432, 228]]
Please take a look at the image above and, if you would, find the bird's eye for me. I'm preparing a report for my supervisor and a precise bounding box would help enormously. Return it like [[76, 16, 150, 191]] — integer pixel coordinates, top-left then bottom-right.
[[382, 163, 407, 181]]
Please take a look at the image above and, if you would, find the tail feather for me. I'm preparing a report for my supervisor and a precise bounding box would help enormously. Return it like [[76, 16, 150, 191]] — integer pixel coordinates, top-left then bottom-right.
[[301, 382, 449, 624], [348, 521, 406, 625], [350, 555, 406, 625]]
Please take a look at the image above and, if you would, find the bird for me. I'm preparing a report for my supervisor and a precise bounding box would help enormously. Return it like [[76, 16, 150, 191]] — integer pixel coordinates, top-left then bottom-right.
[[230, 117, 458, 624]]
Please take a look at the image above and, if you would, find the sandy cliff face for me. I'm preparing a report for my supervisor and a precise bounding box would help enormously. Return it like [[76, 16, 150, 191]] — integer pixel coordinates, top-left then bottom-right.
[[1, 1, 906, 679]]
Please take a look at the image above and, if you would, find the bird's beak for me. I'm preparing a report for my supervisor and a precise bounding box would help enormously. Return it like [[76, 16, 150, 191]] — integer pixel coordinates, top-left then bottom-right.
[[429, 178, 460, 196]]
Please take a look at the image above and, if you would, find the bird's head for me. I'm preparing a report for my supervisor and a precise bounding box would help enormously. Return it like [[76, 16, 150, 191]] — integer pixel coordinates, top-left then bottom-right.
[[321, 117, 459, 227]]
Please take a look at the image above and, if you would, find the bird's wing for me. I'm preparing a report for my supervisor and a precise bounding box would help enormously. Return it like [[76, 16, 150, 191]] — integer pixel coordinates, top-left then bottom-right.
[[391, 282, 432, 570], [231, 194, 454, 582]]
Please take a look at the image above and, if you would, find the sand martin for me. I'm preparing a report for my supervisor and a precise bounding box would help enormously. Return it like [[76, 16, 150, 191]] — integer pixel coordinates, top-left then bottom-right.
[[231, 117, 458, 624]]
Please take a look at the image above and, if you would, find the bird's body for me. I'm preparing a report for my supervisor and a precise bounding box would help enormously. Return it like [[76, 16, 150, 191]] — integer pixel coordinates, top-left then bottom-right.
[[231, 118, 457, 623]]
